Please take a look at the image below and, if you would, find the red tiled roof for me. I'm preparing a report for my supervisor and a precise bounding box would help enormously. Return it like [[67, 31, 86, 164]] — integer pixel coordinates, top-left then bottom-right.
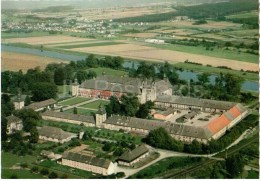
[[229, 106, 241, 119], [207, 114, 231, 134]]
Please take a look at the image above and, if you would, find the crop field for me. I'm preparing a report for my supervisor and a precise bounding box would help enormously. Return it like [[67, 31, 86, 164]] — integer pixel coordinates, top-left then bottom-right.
[[123, 33, 158, 38], [2, 35, 93, 45], [56, 41, 124, 49], [1, 31, 51, 39], [70, 43, 258, 71], [150, 44, 258, 64], [59, 97, 91, 106], [1, 51, 68, 72], [154, 20, 241, 30], [80, 100, 110, 110], [64, 108, 96, 116]]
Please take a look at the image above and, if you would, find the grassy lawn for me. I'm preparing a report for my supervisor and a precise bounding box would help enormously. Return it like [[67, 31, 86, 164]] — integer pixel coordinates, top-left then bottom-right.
[[56, 42, 123, 49], [174, 62, 258, 82], [59, 97, 91, 106], [1, 169, 45, 179], [64, 107, 96, 116], [246, 170, 259, 179], [80, 100, 110, 110], [129, 157, 207, 179], [87, 67, 128, 77], [150, 44, 258, 64]]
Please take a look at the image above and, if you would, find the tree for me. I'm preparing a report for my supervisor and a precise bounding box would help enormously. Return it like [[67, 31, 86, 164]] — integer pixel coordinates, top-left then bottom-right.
[[136, 101, 154, 118], [86, 54, 98, 68], [135, 61, 156, 79], [14, 109, 40, 132], [31, 82, 58, 101], [24, 95, 31, 106], [1, 117, 8, 141], [54, 67, 65, 85], [40, 168, 49, 175], [29, 127, 39, 143], [167, 71, 179, 85], [226, 154, 245, 178], [113, 147, 124, 156], [197, 73, 210, 85], [121, 95, 140, 117], [31, 166, 39, 173], [48, 172, 58, 179], [73, 107, 78, 114]]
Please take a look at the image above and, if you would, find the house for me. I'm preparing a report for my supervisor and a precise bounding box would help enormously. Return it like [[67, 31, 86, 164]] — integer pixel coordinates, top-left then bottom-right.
[[25, 98, 57, 112], [145, 39, 165, 44], [153, 108, 176, 120], [61, 151, 115, 175], [37, 126, 77, 143], [41, 150, 62, 161], [6, 115, 23, 134], [117, 145, 150, 166], [72, 75, 172, 104]]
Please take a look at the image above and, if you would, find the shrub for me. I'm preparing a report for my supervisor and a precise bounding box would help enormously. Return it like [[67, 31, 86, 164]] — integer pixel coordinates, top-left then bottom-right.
[[48, 171, 58, 179], [40, 168, 49, 175], [10, 174, 18, 179], [31, 166, 39, 173]]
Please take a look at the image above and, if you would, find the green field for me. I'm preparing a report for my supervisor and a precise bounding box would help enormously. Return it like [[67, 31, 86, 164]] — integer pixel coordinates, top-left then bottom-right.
[[150, 44, 258, 63], [87, 67, 128, 76], [1, 152, 44, 179], [1, 169, 45, 179], [59, 97, 91, 106], [56, 42, 124, 49], [174, 62, 258, 82], [80, 100, 110, 109], [1, 31, 51, 39], [226, 10, 258, 19], [64, 107, 96, 116]]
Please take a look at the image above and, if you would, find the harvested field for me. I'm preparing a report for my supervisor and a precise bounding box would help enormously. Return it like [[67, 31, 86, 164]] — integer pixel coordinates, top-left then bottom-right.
[[1, 51, 68, 72], [123, 33, 158, 38], [71, 45, 258, 71], [2, 35, 93, 45], [46, 40, 106, 47]]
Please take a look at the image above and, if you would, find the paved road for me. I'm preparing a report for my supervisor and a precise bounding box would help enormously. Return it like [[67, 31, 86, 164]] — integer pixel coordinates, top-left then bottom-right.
[[114, 127, 254, 178]]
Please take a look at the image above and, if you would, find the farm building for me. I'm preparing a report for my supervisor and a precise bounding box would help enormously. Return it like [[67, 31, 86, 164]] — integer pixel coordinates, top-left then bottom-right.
[[62, 151, 115, 175], [41, 111, 96, 127], [153, 108, 176, 120], [13, 93, 24, 110], [72, 75, 172, 104], [40, 150, 62, 161], [25, 98, 57, 112], [6, 115, 23, 134], [145, 39, 165, 44], [37, 126, 77, 143], [155, 95, 236, 113], [117, 145, 150, 167], [41, 98, 248, 144]]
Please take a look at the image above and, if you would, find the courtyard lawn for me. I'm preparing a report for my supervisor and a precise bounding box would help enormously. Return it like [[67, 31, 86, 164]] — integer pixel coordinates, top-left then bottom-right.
[[87, 67, 128, 77], [1, 152, 37, 168], [59, 97, 91, 106], [64, 107, 96, 116], [80, 100, 110, 110]]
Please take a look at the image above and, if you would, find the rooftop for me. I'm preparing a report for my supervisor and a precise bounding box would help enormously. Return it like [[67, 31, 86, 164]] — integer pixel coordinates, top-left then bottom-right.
[[156, 95, 236, 110], [25, 98, 57, 110], [6, 115, 22, 125], [37, 126, 76, 141], [62, 151, 111, 169], [118, 145, 149, 162], [41, 111, 95, 124]]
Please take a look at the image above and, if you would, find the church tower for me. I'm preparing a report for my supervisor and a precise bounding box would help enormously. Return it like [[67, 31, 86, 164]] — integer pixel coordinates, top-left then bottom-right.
[[14, 90, 24, 110], [95, 104, 107, 128], [72, 78, 79, 97]]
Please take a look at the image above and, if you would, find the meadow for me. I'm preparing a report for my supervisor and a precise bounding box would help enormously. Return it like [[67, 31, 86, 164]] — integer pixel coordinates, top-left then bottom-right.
[[80, 100, 110, 110], [59, 97, 91, 106]]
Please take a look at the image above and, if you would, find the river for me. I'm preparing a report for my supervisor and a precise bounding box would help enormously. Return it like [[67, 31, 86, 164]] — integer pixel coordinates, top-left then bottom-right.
[[2, 45, 258, 92]]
